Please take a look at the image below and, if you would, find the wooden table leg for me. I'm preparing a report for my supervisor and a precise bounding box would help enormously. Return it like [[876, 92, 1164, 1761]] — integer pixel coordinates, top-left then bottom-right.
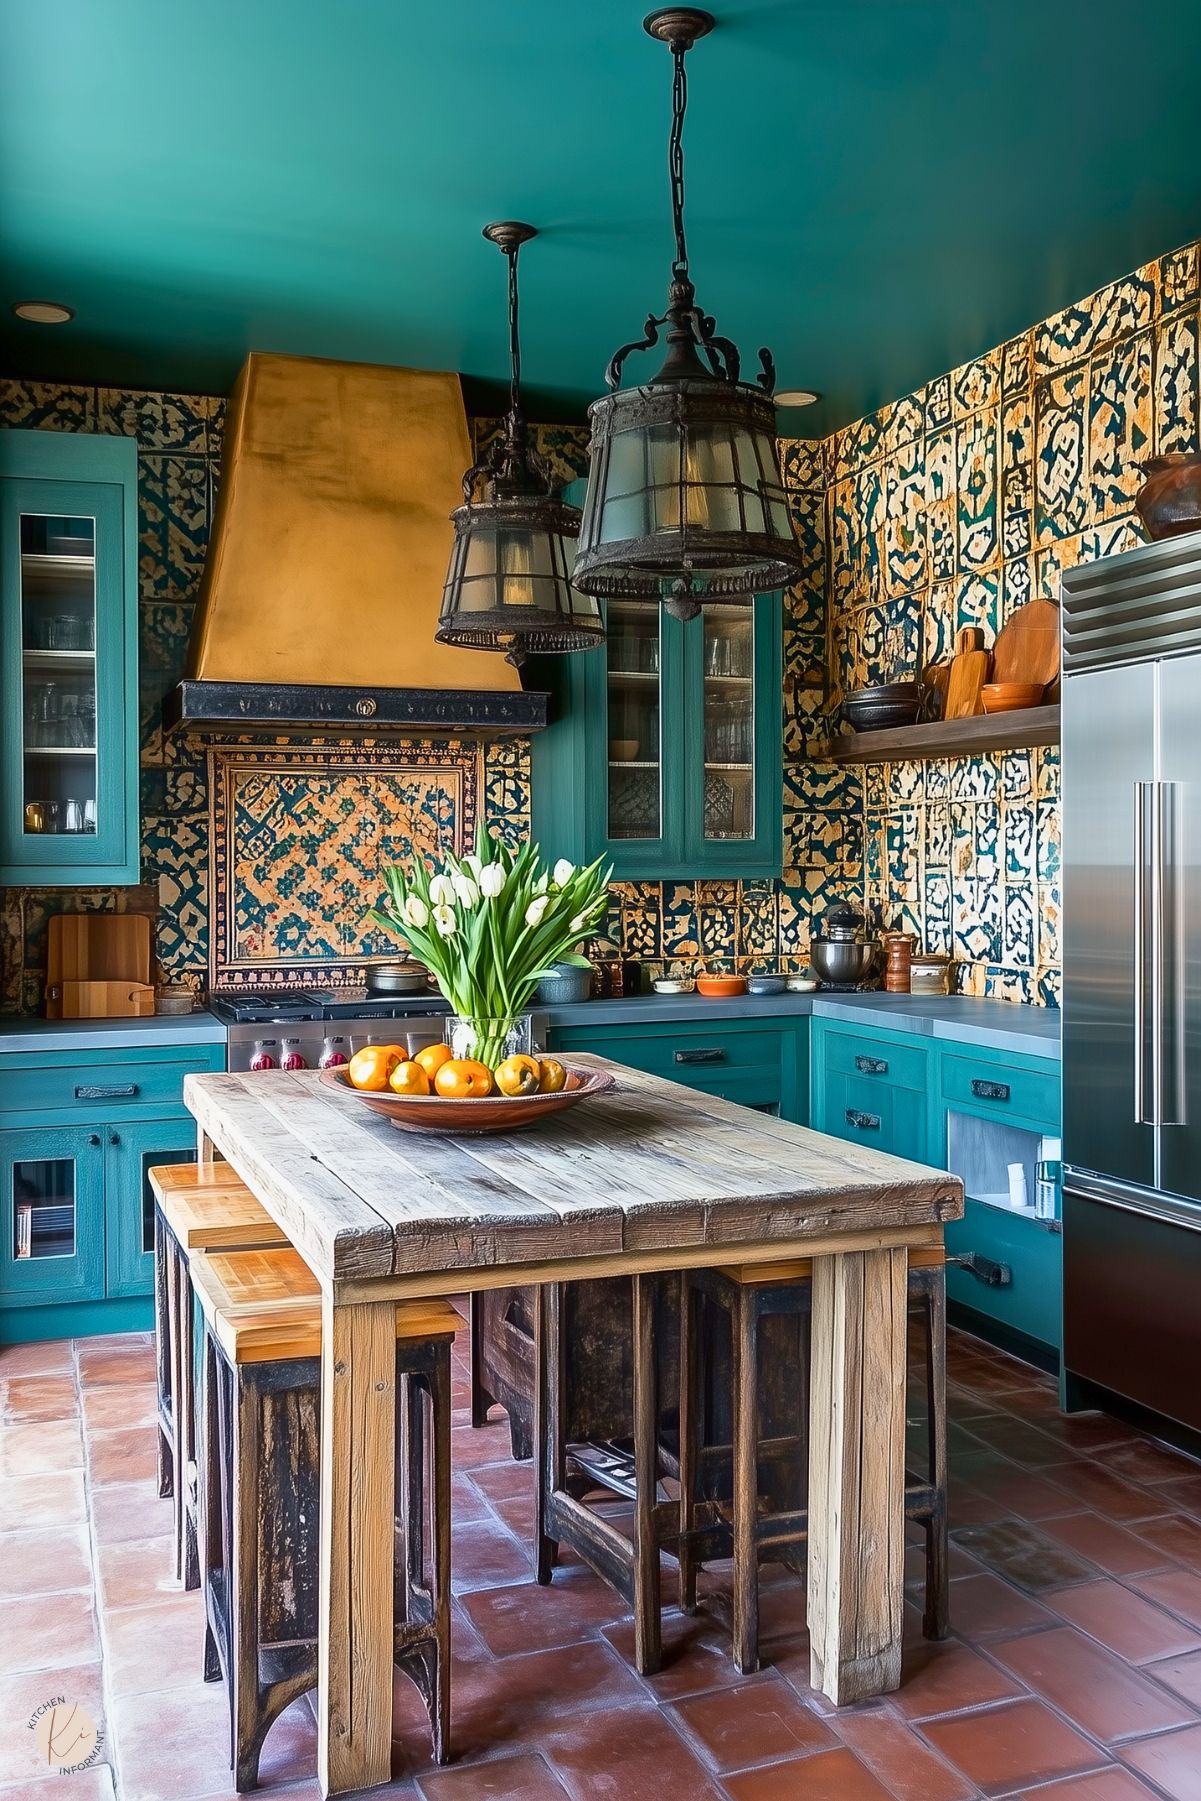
[[317, 1291, 397, 1797], [807, 1246, 907, 1706]]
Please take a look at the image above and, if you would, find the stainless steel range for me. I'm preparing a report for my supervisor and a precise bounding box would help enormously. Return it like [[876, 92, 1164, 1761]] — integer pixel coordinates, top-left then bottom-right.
[[210, 988, 452, 1072]]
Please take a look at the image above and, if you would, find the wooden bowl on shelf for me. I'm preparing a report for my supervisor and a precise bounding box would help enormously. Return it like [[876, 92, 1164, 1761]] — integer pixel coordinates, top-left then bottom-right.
[[980, 681, 1045, 714], [695, 973, 748, 998]]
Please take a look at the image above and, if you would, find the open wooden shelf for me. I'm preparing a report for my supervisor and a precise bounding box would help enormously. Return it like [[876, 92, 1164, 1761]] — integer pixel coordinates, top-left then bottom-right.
[[827, 703, 1060, 764]]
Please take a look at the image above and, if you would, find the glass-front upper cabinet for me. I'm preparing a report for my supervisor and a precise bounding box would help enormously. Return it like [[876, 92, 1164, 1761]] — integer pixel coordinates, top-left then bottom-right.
[[0, 432, 138, 884]]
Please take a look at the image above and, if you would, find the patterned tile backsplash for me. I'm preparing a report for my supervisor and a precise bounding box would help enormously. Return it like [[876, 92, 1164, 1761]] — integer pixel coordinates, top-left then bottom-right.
[[2, 235, 1197, 1008]]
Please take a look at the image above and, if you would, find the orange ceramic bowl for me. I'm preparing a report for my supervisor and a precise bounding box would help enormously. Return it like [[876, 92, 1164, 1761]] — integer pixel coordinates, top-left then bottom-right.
[[981, 681, 1045, 714], [695, 973, 748, 998]]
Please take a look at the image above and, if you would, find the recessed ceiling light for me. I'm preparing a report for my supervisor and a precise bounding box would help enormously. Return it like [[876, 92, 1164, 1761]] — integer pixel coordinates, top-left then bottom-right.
[[12, 300, 75, 325], [774, 388, 822, 408]]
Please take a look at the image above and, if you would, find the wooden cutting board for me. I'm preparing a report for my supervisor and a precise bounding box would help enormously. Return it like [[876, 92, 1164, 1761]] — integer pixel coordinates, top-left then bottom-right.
[[46, 914, 152, 1017], [922, 659, 952, 719], [945, 627, 991, 720], [47, 979, 156, 1019], [992, 599, 1060, 690]]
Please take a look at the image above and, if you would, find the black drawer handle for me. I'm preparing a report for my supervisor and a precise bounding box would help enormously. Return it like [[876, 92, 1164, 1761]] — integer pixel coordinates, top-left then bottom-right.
[[855, 1055, 889, 1075], [675, 1048, 726, 1066], [75, 1083, 140, 1100], [845, 1108, 881, 1131], [948, 1251, 1013, 1288], [970, 1079, 1010, 1102]]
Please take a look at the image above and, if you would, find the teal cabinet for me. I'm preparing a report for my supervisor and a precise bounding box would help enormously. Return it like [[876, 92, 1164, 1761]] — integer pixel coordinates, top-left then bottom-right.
[[810, 1021, 934, 1164], [0, 1038, 224, 1342], [0, 430, 139, 884], [547, 1016, 808, 1122], [531, 483, 782, 880]]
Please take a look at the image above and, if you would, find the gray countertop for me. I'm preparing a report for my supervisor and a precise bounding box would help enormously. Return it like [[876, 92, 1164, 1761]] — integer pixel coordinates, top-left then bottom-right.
[[0, 1011, 227, 1054]]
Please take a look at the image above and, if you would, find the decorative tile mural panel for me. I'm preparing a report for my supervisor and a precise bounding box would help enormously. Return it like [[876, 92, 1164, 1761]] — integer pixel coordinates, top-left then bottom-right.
[[3, 234, 1198, 1008]]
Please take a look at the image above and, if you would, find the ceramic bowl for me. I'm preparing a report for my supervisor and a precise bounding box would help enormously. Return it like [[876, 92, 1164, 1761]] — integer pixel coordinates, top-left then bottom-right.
[[695, 973, 748, 998], [980, 681, 1045, 714], [323, 1062, 615, 1135], [652, 976, 695, 995], [842, 683, 923, 732], [786, 975, 820, 992], [746, 973, 786, 995]]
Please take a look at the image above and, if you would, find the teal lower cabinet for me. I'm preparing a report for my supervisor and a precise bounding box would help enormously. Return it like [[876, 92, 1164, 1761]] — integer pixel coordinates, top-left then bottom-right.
[[810, 1021, 934, 1163], [0, 1040, 224, 1342], [547, 1016, 808, 1123], [944, 1203, 1062, 1365]]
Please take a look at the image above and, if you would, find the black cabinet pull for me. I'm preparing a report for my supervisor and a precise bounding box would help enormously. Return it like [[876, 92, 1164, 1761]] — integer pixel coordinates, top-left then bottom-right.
[[845, 1108, 881, 1131], [87, 1133, 101, 1147], [970, 1078, 1010, 1102], [75, 1083, 139, 1100], [948, 1251, 1012, 1288], [109, 1131, 121, 1146], [855, 1055, 889, 1075], [675, 1048, 725, 1065]]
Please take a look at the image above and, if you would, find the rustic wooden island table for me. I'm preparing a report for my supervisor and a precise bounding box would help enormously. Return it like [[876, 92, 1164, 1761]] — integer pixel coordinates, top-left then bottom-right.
[[184, 1056, 962, 1798]]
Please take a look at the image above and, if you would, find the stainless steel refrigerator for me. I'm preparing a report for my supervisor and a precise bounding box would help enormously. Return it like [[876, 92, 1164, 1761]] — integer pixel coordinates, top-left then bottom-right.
[[1062, 530, 1201, 1432]]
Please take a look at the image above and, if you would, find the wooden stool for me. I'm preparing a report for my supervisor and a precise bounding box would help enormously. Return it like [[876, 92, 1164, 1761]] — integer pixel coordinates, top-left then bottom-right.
[[678, 1246, 949, 1675], [150, 1163, 288, 1589], [192, 1246, 457, 1791], [534, 1274, 696, 1676]]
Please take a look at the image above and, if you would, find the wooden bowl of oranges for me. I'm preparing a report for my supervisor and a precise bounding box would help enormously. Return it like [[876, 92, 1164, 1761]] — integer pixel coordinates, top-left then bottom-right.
[[323, 1040, 615, 1134]]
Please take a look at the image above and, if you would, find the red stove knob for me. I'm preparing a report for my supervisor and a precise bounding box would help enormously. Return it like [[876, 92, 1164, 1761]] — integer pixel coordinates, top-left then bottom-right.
[[319, 1035, 349, 1069], [280, 1037, 307, 1072], [248, 1038, 277, 1072]]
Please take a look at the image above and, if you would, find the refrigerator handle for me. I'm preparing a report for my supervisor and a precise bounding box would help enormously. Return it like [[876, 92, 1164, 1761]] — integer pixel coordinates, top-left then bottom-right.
[[1158, 780, 1186, 1127], [1135, 781, 1154, 1125]]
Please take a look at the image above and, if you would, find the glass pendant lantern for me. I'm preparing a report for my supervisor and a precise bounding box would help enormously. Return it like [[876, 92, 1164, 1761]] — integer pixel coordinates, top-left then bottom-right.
[[572, 9, 804, 621], [437, 222, 605, 662]]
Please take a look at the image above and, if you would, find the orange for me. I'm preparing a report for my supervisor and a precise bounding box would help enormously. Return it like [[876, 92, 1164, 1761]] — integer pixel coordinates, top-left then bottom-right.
[[389, 1059, 431, 1097], [415, 1042, 454, 1079], [537, 1057, 568, 1094], [433, 1057, 494, 1099], [494, 1053, 542, 1097], [347, 1045, 402, 1091]]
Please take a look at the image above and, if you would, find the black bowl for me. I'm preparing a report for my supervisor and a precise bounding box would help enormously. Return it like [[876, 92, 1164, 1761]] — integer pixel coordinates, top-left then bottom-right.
[[842, 683, 922, 732]]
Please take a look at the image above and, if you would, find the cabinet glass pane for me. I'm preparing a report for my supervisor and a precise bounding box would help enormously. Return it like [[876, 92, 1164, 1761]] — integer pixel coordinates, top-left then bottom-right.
[[13, 1157, 76, 1260], [606, 603, 661, 840], [140, 1146, 193, 1255], [947, 1109, 1060, 1218], [702, 607, 755, 841], [19, 513, 99, 842]]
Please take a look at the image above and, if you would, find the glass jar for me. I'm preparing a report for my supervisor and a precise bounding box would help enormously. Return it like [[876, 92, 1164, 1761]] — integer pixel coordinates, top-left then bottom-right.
[[443, 1014, 534, 1071], [909, 954, 951, 996]]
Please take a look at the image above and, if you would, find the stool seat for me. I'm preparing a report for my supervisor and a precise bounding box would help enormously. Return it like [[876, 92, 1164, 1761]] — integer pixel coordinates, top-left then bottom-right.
[[157, 1185, 289, 1254], [717, 1244, 946, 1285]]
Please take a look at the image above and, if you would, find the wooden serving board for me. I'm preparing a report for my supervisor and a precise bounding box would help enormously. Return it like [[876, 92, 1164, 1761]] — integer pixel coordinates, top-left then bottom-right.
[[992, 599, 1060, 689], [48, 979, 156, 1019], [46, 914, 152, 1017], [945, 627, 991, 720]]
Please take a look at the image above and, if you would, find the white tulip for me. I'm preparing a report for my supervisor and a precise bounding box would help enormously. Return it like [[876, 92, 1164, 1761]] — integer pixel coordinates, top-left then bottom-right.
[[452, 874, 480, 908], [402, 895, 429, 929], [433, 904, 457, 938], [479, 864, 506, 899], [464, 853, 483, 877], [428, 873, 455, 907], [525, 894, 550, 929], [569, 911, 593, 934], [552, 857, 575, 886], [534, 871, 549, 895]]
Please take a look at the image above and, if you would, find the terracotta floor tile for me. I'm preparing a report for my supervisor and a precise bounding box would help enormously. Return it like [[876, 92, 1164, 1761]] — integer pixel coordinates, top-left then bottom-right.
[[962, 1415, 1079, 1468], [890, 1638, 1020, 1720], [1157, 1472, 1201, 1515], [85, 1426, 159, 1489], [1, 1376, 78, 1424], [1103, 1439, 1201, 1486], [80, 1382, 158, 1431], [75, 1345, 155, 1388], [831, 1706, 974, 1801], [96, 1534, 180, 1612], [0, 1341, 76, 1380], [0, 1590, 98, 1676], [947, 1569, 1056, 1639], [449, 1424, 517, 1472], [0, 1470, 86, 1532], [417, 1751, 568, 1799], [1143, 1647, 1201, 1708], [450, 1513, 533, 1596], [1024, 1773, 1170, 1801], [0, 1766, 116, 1798], [922, 1696, 1104, 1794], [603, 1610, 750, 1701], [109, 1679, 243, 1801], [448, 1473, 496, 1527], [1050, 1577, 1201, 1663], [0, 1525, 92, 1600], [0, 1660, 105, 1785], [1128, 1569, 1201, 1630], [951, 1518, 1096, 1592], [991, 1623, 1194, 1742], [464, 1457, 536, 1509], [671, 1673, 835, 1772], [0, 1418, 84, 1479], [460, 1568, 629, 1658], [1120, 1723, 1201, 1801], [954, 1452, 1078, 1520], [449, 1637, 645, 1761], [723, 1743, 896, 1801], [1129, 1514, 1201, 1571], [1021, 1405, 1143, 1453], [89, 1480, 173, 1547], [101, 1593, 208, 1698], [1040, 1512, 1173, 1579], [1041, 1461, 1165, 1524], [544, 1702, 725, 1801]]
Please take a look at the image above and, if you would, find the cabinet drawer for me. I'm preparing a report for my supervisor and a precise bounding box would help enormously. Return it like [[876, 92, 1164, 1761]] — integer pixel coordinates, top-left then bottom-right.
[[820, 1029, 929, 1094], [552, 1024, 782, 1079], [0, 1050, 216, 1120], [941, 1053, 1059, 1127], [946, 1198, 1062, 1351], [819, 1070, 929, 1164]]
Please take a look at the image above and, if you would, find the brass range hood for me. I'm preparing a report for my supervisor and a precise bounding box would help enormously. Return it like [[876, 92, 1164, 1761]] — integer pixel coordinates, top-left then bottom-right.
[[167, 352, 546, 735]]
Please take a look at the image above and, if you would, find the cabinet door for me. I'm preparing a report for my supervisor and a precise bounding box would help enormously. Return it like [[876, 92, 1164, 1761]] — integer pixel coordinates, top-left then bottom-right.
[[105, 1115, 198, 1299], [0, 1125, 105, 1303], [601, 598, 686, 869], [0, 474, 134, 883], [820, 1070, 929, 1163], [683, 592, 783, 876]]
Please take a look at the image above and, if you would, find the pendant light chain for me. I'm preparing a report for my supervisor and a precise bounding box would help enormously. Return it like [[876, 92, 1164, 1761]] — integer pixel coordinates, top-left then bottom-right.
[[668, 39, 689, 280], [506, 240, 524, 427]]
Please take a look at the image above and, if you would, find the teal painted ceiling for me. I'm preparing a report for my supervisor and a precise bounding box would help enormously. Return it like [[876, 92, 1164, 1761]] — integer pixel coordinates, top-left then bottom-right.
[[2, 0, 1201, 432]]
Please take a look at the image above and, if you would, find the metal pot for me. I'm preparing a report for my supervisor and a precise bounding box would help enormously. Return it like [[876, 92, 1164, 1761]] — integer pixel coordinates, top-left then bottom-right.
[[809, 937, 879, 985], [534, 960, 594, 1005], [364, 961, 427, 996]]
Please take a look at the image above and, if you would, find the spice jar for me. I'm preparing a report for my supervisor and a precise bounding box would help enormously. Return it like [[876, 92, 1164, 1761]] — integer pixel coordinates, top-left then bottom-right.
[[909, 953, 951, 996]]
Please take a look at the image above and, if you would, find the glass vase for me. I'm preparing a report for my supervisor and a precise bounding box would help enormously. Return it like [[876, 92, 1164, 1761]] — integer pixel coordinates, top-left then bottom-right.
[[443, 1014, 533, 1072]]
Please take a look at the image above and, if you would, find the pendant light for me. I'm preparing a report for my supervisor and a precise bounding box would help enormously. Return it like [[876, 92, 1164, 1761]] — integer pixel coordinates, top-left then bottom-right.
[[573, 9, 804, 621], [437, 222, 605, 662]]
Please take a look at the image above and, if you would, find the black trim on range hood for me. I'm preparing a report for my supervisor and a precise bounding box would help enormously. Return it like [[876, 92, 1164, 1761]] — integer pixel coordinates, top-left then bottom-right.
[[165, 680, 549, 736]]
